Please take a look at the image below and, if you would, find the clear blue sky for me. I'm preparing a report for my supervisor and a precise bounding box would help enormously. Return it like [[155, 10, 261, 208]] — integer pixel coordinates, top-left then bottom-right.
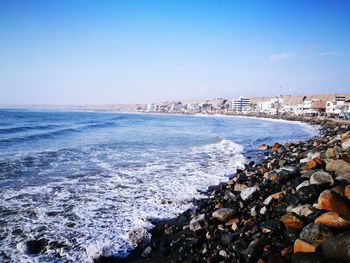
[[1, 0, 349, 104]]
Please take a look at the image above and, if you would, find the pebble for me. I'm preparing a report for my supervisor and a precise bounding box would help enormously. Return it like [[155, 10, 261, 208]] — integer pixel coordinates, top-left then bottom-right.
[[189, 214, 208, 232], [212, 208, 235, 222], [240, 186, 257, 201]]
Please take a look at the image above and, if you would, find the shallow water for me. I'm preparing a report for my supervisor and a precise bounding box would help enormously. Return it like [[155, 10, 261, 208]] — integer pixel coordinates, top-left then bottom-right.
[[0, 110, 318, 262]]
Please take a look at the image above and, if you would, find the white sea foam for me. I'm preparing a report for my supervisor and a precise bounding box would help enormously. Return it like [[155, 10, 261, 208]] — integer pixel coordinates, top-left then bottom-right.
[[0, 138, 245, 262]]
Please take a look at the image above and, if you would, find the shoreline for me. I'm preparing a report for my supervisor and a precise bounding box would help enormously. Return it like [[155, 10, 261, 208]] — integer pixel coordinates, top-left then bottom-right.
[[96, 116, 350, 263]]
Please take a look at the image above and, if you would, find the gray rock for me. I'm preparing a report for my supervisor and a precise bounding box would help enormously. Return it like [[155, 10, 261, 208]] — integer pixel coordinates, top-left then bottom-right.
[[322, 231, 350, 262], [291, 204, 314, 217], [212, 208, 234, 222], [240, 186, 257, 201], [299, 223, 333, 243], [310, 171, 334, 186], [189, 214, 208, 232]]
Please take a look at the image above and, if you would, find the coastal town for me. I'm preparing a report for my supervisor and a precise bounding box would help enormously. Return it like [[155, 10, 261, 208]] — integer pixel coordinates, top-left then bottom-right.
[[142, 94, 350, 119]]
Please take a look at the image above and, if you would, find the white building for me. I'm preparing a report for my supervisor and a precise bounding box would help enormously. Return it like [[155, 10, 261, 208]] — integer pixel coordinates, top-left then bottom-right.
[[146, 103, 156, 112], [231, 96, 250, 112], [169, 102, 183, 112], [326, 96, 346, 116], [256, 97, 283, 115]]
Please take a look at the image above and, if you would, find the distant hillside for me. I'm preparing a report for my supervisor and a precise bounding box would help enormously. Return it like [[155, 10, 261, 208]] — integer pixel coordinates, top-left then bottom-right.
[[250, 94, 350, 106]]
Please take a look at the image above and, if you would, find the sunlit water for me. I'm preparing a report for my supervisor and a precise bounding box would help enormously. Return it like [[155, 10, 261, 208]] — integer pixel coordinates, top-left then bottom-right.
[[0, 109, 318, 262]]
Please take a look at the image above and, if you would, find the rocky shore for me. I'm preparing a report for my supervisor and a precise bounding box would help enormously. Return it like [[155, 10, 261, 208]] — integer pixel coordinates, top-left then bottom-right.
[[99, 116, 350, 263]]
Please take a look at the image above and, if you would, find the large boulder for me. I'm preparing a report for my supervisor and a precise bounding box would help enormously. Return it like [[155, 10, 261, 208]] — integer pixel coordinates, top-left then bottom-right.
[[326, 160, 350, 176], [310, 171, 334, 186], [322, 231, 350, 262], [318, 190, 350, 220]]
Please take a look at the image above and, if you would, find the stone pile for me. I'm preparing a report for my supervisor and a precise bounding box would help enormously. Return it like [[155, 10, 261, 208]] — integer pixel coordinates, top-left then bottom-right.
[[111, 119, 350, 263]]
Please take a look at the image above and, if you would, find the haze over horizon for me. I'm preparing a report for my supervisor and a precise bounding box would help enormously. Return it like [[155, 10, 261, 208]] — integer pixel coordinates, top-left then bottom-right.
[[1, 0, 350, 105]]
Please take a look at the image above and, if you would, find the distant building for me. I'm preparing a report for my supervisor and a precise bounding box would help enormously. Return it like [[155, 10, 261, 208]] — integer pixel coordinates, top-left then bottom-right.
[[147, 103, 156, 112], [326, 96, 347, 116], [296, 99, 326, 116], [231, 96, 250, 112], [255, 96, 283, 115]]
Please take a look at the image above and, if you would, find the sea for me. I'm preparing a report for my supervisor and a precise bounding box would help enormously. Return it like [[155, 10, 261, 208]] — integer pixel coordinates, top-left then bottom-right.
[[0, 109, 318, 262]]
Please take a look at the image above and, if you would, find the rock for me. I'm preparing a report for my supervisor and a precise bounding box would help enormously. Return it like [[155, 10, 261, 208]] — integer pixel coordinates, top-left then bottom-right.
[[326, 160, 350, 175], [291, 204, 314, 217], [315, 212, 350, 229], [305, 158, 323, 170], [272, 143, 282, 151], [258, 144, 269, 150], [260, 206, 267, 215], [344, 185, 350, 201], [294, 239, 318, 253], [292, 252, 341, 263], [212, 208, 234, 222], [296, 185, 319, 204], [25, 239, 47, 254], [141, 246, 152, 258], [322, 231, 350, 262], [219, 249, 228, 258], [285, 229, 301, 243], [240, 186, 257, 201], [234, 183, 248, 192], [263, 192, 284, 206], [296, 180, 310, 191], [318, 190, 350, 220], [326, 148, 338, 159], [260, 220, 282, 233], [263, 195, 273, 206], [281, 213, 304, 229], [341, 131, 350, 140], [299, 223, 333, 242], [263, 171, 280, 181], [243, 238, 266, 263], [189, 214, 208, 232], [310, 171, 334, 186], [342, 137, 350, 150]]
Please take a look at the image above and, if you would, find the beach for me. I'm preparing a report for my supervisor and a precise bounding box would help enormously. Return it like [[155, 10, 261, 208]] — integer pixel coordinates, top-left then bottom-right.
[[105, 116, 350, 263]]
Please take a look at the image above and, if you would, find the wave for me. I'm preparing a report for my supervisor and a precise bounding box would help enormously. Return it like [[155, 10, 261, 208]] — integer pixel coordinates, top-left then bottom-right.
[[0, 124, 62, 134], [0, 121, 119, 145], [0, 138, 246, 262]]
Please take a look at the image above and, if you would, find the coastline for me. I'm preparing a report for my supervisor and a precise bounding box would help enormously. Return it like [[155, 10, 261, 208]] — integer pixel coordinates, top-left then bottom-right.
[[96, 116, 350, 263]]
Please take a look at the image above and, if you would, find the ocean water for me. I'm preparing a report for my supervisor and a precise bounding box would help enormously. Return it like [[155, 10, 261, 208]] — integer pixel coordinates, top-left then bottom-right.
[[0, 109, 318, 262]]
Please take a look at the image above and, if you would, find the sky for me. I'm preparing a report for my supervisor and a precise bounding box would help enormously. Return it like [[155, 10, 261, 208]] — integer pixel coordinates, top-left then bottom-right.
[[0, 0, 350, 105]]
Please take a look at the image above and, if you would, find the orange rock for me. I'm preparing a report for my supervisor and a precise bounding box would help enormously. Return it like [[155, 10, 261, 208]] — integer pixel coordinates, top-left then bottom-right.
[[293, 239, 318, 253], [271, 143, 282, 151], [215, 203, 223, 209], [344, 185, 350, 201], [318, 190, 350, 220], [305, 157, 323, 171], [315, 212, 350, 229], [270, 191, 284, 199], [281, 213, 304, 229]]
